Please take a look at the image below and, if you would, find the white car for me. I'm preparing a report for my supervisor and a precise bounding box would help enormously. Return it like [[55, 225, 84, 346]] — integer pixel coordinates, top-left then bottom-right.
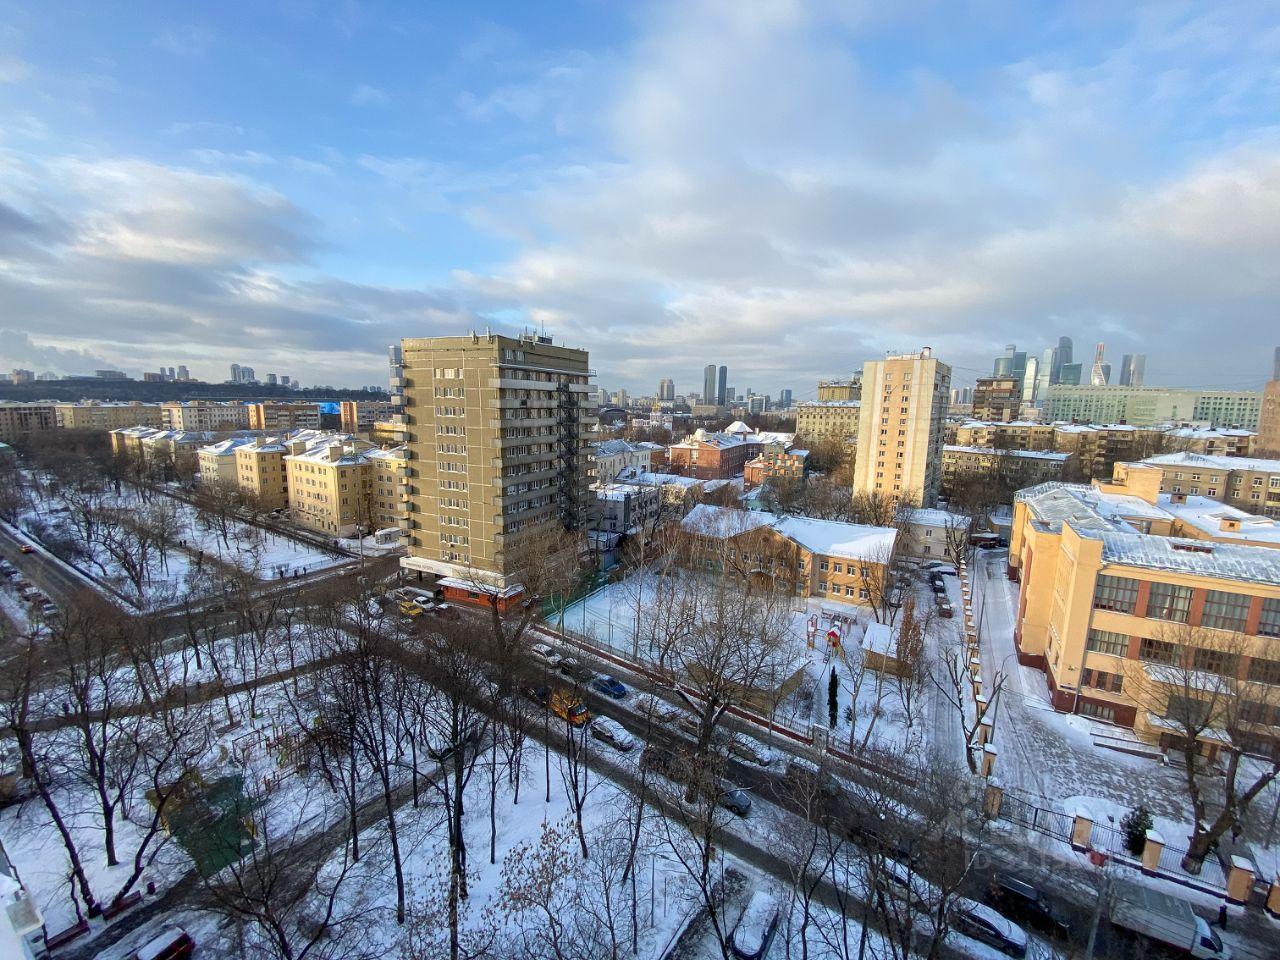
[[589, 717, 635, 752], [529, 642, 562, 668]]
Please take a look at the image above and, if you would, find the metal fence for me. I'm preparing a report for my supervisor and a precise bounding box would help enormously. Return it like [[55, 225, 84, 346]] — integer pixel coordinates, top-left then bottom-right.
[[999, 791, 1074, 843]]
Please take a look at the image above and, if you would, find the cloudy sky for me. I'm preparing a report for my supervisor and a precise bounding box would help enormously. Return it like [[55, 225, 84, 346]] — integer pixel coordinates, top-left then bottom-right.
[[2, 1, 1278, 397]]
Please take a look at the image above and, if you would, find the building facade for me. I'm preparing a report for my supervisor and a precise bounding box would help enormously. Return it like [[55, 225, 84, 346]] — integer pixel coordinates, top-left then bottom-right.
[[162, 401, 251, 432], [971, 376, 1022, 422], [398, 333, 594, 593], [1260, 378, 1280, 456], [339, 399, 395, 434], [941, 445, 1073, 497], [1009, 466, 1280, 758], [1140, 452, 1280, 519], [284, 437, 378, 537], [853, 348, 951, 507], [817, 378, 861, 402], [55, 402, 164, 431], [247, 402, 321, 433], [1044, 385, 1262, 429], [668, 427, 762, 480], [743, 445, 809, 490], [794, 400, 861, 440], [0, 402, 56, 443]]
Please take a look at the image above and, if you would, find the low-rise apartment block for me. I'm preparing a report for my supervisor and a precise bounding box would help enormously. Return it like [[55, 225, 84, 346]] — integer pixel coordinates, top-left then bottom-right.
[[1164, 427, 1256, 458], [593, 438, 660, 484], [794, 401, 861, 440], [1044, 385, 1262, 429], [162, 401, 251, 432], [592, 482, 661, 536], [196, 436, 258, 488], [247, 402, 321, 433], [1139, 451, 1280, 519], [971, 376, 1022, 422], [339, 399, 395, 434], [941, 445, 1073, 497], [669, 421, 792, 480], [284, 436, 379, 537], [679, 504, 896, 606], [0, 402, 56, 443], [57, 402, 164, 431], [1009, 463, 1280, 758], [744, 445, 809, 490]]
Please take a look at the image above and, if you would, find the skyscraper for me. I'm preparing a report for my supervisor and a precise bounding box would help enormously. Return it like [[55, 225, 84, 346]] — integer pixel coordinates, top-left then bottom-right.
[[703, 364, 717, 405], [177, 365, 189, 380], [717, 366, 727, 406], [399, 332, 593, 594], [230, 363, 241, 383], [1021, 356, 1040, 406], [657, 378, 675, 401], [1119, 353, 1146, 387], [853, 347, 951, 507], [1056, 337, 1073, 380], [778, 388, 793, 408], [1090, 343, 1110, 386]]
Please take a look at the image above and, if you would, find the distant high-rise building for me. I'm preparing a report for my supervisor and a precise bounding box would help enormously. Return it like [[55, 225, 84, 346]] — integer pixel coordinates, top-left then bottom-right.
[[1055, 337, 1072, 380], [853, 347, 951, 507], [1273, 346, 1280, 382], [717, 366, 727, 406], [177, 365, 189, 380], [1059, 362, 1083, 385], [230, 363, 241, 383], [972, 376, 1022, 422], [726, 387, 736, 403], [657, 378, 675, 401], [1089, 343, 1110, 386], [703, 365, 718, 406], [993, 344, 1027, 381], [778, 388, 793, 409], [267, 373, 278, 386], [167, 366, 176, 380], [1021, 356, 1040, 406]]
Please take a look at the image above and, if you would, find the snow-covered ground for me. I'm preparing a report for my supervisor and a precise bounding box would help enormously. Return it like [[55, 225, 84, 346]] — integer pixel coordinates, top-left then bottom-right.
[[17, 482, 349, 607]]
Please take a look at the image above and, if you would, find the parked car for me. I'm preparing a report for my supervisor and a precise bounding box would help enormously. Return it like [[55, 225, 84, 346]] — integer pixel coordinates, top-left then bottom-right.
[[590, 675, 628, 699], [717, 784, 752, 815], [130, 925, 195, 960], [18, 544, 34, 554], [729, 735, 777, 767], [589, 717, 635, 752], [634, 694, 685, 724], [557, 656, 590, 681], [548, 688, 590, 726], [732, 889, 780, 960], [951, 898, 1029, 959], [397, 600, 424, 618], [529, 642, 562, 668], [985, 875, 1070, 937], [937, 601, 954, 619], [638, 746, 751, 815]]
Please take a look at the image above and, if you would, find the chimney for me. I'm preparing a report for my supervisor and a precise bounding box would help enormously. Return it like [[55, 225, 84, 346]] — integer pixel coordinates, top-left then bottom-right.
[[1170, 492, 1187, 504], [1220, 517, 1242, 533]]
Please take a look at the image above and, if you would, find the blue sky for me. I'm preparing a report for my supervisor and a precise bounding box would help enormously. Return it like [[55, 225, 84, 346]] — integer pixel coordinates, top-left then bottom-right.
[[2, 1, 1279, 397]]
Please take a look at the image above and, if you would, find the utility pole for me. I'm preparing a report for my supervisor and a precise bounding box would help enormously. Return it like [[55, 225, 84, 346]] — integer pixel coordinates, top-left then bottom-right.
[[1084, 823, 1114, 960]]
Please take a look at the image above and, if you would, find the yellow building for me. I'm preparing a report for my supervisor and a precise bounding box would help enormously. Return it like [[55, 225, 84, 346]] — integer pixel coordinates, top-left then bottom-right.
[[1009, 463, 1280, 757], [196, 436, 257, 489], [1140, 451, 1280, 520], [853, 348, 951, 507], [234, 437, 293, 510], [247, 402, 321, 433], [284, 437, 378, 537], [795, 401, 861, 441], [941, 445, 1073, 497], [367, 446, 409, 531], [56, 402, 164, 431], [0, 402, 56, 443], [339, 399, 395, 434], [816, 378, 861, 402], [953, 420, 1055, 451]]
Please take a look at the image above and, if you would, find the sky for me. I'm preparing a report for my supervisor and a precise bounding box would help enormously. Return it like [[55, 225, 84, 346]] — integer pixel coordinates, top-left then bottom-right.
[[1, 1, 1279, 398]]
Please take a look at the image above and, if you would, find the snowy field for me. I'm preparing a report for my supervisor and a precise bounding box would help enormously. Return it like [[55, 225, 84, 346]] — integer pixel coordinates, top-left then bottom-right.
[[17, 481, 349, 607]]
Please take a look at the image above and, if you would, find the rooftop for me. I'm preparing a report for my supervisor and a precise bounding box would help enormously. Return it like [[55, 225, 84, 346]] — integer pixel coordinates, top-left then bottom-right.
[[1143, 451, 1280, 473], [945, 444, 1072, 461], [681, 504, 897, 561], [1085, 529, 1280, 587]]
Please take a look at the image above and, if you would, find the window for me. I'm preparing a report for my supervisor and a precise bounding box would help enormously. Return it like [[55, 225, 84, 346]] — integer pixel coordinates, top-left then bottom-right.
[[1259, 598, 1280, 638], [1139, 637, 1180, 665], [1147, 582, 1192, 623], [1192, 648, 1239, 678], [1247, 658, 1280, 686], [1078, 701, 1116, 722], [1201, 590, 1251, 632], [1081, 668, 1123, 693], [1086, 630, 1129, 657], [1093, 575, 1138, 614]]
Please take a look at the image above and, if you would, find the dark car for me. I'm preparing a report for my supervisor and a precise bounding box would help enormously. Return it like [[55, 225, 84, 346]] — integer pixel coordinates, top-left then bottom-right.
[[984, 874, 1070, 937], [590, 675, 628, 699], [952, 899, 1027, 958]]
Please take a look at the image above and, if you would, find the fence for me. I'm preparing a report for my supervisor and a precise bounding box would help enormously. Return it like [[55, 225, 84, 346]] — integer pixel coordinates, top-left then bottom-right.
[[996, 787, 1230, 897]]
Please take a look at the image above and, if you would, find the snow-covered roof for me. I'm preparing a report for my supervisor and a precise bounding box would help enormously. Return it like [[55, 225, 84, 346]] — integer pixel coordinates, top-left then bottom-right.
[[594, 438, 640, 457], [1016, 483, 1145, 535], [1160, 494, 1280, 546], [755, 431, 795, 445], [904, 507, 969, 528], [595, 482, 654, 501], [673, 429, 755, 450], [616, 469, 703, 488], [861, 621, 897, 657], [775, 516, 897, 561], [681, 504, 775, 538], [1143, 451, 1280, 473], [724, 420, 753, 435], [797, 400, 861, 408], [197, 436, 256, 457], [1165, 427, 1255, 439], [366, 445, 407, 461], [1083, 529, 1280, 586], [945, 445, 1072, 461]]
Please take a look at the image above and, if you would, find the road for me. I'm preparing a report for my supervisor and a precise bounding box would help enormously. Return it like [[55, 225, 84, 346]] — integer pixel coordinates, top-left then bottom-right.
[[0, 520, 108, 610]]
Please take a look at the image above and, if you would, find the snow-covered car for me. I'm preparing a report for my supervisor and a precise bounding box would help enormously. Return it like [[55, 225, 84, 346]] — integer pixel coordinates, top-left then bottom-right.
[[557, 656, 590, 681], [731, 889, 780, 959], [529, 642, 562, 668], [130, 924, 195, 960], [590, 675, 628, 699], [728, 735, 777, 766], [950, 898, 1029, 958], [633, 694, 684, 724], [589, 717, 635, 752]]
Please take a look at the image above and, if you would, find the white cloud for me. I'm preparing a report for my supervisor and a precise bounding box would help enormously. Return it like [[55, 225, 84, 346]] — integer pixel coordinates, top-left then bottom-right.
[[349, 83, 389, 107]]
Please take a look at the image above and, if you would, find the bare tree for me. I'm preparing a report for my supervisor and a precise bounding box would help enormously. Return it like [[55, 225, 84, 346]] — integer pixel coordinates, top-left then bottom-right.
[[932, 636, 1006, 776], [1124, 624, 1280, 871]]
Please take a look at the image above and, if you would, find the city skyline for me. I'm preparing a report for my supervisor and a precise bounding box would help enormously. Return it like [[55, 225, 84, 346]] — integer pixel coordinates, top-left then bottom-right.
[[2, 3, 1279, 395]]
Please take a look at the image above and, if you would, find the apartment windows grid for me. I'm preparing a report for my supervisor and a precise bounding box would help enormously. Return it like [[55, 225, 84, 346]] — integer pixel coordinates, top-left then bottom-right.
[[1200, 590, 1251, 632], [1192, 647, 1240, 678], [1247, 658, 1280, 686], [1138, 636, 1180, 665], [1147, 582, 1192, 623], [1093, 574, 1139, 614], [1085, 629, 1129, 657], [1080, 668, 1124, 693], [1259, 598, 1280, 638]]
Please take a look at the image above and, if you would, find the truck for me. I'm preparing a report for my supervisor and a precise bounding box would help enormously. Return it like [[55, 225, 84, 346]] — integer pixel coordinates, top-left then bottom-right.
[[1108, 879, 1230, 960]]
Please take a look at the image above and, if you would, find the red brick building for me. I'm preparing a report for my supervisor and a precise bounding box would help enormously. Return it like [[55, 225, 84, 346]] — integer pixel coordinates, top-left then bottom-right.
[[669, 428, 762, 480]]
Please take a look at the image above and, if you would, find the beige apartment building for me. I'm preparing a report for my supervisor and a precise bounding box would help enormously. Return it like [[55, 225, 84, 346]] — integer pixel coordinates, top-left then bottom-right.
[[247, 402, 321, 432], [1140, 451, 1280, 519], [339, 399, 395, 434], [56, 402, 164, 431], [196, 436, 257, 489], [952, 420, 1055, 451], [941, 445, 1073, 497], [817, 378, 861, 402], [367, 446, 409, 531], [162, 401, 251, 432], [971, 376, 1022, 422], [795, 401, 861, 440], [1259, 378, 1280, 455], [284, 437, 378, 536], [397, 332, 594, 600], [0, 402, 56, 443], [234, 436, 302, 510], [853, 348, 951, 507]]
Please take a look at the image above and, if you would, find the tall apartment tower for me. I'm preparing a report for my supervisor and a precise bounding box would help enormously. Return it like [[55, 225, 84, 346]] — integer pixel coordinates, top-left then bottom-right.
[[657, 378, 675, 401], [716, 366, 728, 406], [703, 365, 717, 406], [1117, 353, 1145, 386], [853, 347, 952, 507], [397, 333, 594, 593]]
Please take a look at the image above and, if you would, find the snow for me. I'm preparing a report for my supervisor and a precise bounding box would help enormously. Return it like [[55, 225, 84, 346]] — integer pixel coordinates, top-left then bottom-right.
[[680, 504, 898, 562]]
